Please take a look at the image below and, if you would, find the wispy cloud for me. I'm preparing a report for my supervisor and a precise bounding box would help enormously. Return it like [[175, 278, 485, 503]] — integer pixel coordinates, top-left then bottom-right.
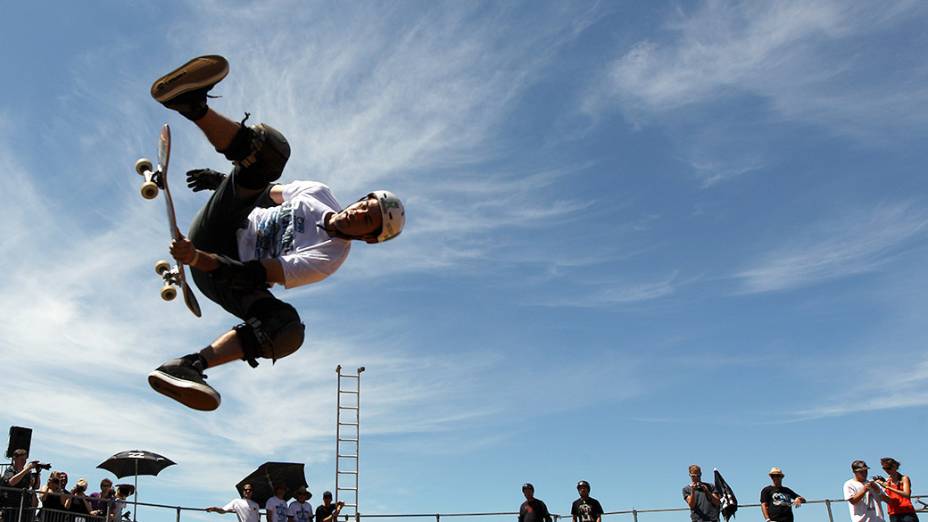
[[585, 0, 928, 185], [735, 202, 928, 293]]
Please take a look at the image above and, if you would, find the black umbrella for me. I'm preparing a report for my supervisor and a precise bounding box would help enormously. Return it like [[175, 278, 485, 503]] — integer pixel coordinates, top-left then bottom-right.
[[98, 451, 176, 522], [713, 468, 738, 521], [236, 462, 308, 506]]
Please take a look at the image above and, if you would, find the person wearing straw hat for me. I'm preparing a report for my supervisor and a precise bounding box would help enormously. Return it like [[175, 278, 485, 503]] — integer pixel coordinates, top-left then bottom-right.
[[760, 467, 806, 522], [286, 487, 313, 522], [844, 460, 888, 522]]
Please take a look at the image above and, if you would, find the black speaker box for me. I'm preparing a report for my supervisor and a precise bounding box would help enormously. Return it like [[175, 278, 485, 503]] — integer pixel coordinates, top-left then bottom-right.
[[6, 426, 33, 458]]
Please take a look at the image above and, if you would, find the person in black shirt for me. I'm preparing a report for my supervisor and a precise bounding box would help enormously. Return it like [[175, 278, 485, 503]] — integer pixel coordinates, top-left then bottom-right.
[[760, 467, 805, 522], [571, 481, 604, 522], [313, 492, 343, 522], [2, 449, 39, 519], [519, 483, 552, 522]]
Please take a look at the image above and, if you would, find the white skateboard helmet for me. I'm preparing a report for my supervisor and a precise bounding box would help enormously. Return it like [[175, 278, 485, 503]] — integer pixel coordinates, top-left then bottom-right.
[[366, 190, 405, 243]]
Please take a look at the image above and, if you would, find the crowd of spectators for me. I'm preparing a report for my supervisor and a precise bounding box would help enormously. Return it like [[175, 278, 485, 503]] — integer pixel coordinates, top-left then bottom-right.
[[4, 450, 921, 522], [1, 449, 134, 522], [517, 460, 918, 522]]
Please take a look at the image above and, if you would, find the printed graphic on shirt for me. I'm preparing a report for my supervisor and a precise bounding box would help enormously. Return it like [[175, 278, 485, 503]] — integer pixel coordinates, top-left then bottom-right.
[[770, 491, 793, 507], [576, 503, 594, 522], [252, 202, 295, 259]]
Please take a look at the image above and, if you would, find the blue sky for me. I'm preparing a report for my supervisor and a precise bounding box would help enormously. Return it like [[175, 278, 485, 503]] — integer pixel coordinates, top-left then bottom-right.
[[2, 1, 928, 521]]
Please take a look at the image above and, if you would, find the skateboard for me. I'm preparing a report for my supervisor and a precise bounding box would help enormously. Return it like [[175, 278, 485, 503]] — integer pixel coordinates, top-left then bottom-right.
[[134, 124, 202, 318]]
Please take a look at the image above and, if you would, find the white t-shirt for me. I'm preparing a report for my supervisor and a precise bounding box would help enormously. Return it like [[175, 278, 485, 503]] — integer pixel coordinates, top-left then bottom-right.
[[237, 181, 351, 289], [287, 501, 314, 522], [223, 498, 261, 522], [266, 496, 289, 522], [843, 479, 885, 522]]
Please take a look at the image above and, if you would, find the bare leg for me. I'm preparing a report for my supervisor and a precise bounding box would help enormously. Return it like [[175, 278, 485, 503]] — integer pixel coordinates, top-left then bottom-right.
[[192, 108, 240, 151], [199, 330, 244, 367]]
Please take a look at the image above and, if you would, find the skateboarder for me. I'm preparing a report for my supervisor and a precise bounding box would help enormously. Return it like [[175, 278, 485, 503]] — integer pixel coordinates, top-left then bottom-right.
[[146, 55, 405, 411]]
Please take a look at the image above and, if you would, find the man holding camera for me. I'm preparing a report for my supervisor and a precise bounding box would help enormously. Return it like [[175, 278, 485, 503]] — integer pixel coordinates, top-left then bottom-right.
[[313, 492, 343, 522], [1, 450, 40, 520], [844, 460, 888, 522], [684, 465, 721, 522]]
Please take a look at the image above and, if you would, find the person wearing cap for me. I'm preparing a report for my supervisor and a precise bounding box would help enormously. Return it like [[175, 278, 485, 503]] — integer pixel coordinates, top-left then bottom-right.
[[760, 467, 806, 522], [1, 449, 39, 516], [314, 491, 344, 522], [146, 54, 407, 412], [206, 483, 260, 522], [105, 484, 134, 522], [571, 480, 604, 522], [286, 487, 313, 522], [684, 465, 721, 522], [844, 460, 888, 522], [265, 484, 289, 522], [519, 483, 552, 522], [873, 458, 918, 522]]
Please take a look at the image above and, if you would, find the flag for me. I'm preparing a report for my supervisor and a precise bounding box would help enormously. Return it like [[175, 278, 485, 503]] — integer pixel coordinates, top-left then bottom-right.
[[714, 468, 738, 521]]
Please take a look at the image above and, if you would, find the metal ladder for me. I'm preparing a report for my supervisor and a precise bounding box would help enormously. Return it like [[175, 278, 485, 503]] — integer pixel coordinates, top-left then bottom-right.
[[335, 365, 364, 518]]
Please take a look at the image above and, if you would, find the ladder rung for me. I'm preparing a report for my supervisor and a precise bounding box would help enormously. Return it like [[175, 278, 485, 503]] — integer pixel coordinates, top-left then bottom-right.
[[339, 390, 359, 394], [338, 454, 358, 459], [339, 422, 359, 426], [338, 438, 359, 442], [338, 487, 358, 491], [338, 406, 359, 410], [339, 374, 360, 379], [338, 471, 358, 475]]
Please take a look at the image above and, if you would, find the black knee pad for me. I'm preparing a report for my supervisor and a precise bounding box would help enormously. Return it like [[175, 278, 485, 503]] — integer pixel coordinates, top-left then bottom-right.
[[220, 123, 291, 190], [234, 299, 305, 367]]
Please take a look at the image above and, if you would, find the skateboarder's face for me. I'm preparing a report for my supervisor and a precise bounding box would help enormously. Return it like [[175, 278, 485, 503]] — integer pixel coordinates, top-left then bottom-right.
[[332, 196, 383, 239]]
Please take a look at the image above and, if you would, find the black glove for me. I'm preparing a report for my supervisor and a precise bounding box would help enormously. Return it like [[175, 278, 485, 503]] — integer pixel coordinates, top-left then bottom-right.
[[210, 256, 268, 291], [186, 168, 227, 192]]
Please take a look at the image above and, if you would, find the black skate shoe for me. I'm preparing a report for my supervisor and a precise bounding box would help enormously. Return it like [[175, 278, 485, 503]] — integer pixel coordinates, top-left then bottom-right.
[[148, 356, 221, 411], [150, 55, 229, 120]]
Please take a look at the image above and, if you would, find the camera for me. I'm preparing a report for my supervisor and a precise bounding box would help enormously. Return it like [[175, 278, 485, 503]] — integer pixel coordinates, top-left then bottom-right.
[[30, 461, 52, 471], [871, 475, 886, 483]]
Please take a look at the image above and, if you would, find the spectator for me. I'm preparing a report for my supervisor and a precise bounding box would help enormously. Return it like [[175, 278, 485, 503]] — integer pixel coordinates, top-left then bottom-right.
[[65, 479, 94, 522], [39, 473, 68, 522], [760, 467, 806, 522], [844, 460, 887, 522], [313, 492, 343, 522], [1, 449, 38, 517], [571, 480, 603, 522], [875, 458, 918, 522], [206, 483, 260, 522], [106, 485, 134, 522], [266, 484, 289, 522], [519, 483, 552, 522], [89, 479, 114, 517], [684, 465, 721, 522], [287, 487, 313, 522]]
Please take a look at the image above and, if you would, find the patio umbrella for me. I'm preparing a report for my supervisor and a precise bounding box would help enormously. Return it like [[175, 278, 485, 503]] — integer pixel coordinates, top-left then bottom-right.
[[236, 462, 308, 506], [98, 450, 176, 522]]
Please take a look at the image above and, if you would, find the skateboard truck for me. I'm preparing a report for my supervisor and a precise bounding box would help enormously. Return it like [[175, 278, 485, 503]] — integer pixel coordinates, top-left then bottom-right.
[[134, 158, 159, 199]]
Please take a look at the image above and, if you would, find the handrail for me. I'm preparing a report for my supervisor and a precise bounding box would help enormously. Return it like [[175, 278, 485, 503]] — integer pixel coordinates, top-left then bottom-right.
[[2, 485, 926, 521]]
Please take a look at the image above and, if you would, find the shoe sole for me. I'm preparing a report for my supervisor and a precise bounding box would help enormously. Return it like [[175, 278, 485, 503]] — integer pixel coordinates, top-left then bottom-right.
[[150, 55, 229, 103], [148, 369, 221, 411]]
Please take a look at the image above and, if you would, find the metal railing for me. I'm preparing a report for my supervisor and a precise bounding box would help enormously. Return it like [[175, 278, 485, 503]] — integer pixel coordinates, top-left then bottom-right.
[[3, 485, 925, 522]]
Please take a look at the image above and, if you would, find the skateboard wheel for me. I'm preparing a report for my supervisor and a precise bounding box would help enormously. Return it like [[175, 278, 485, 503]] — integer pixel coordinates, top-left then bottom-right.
[[140, 181, 159, 199], [154, 260, 171, 276], [135, 158, 153, 176], [161, 285, 177, 301]]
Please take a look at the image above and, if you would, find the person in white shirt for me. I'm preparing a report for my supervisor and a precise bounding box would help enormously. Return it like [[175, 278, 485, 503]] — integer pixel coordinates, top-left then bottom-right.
[[844, 460, 889, 522], [146, 55, 406, 411], [265, 484, 289, 522], [287, 487, 313, 522], [207, 484, 260, 522]]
